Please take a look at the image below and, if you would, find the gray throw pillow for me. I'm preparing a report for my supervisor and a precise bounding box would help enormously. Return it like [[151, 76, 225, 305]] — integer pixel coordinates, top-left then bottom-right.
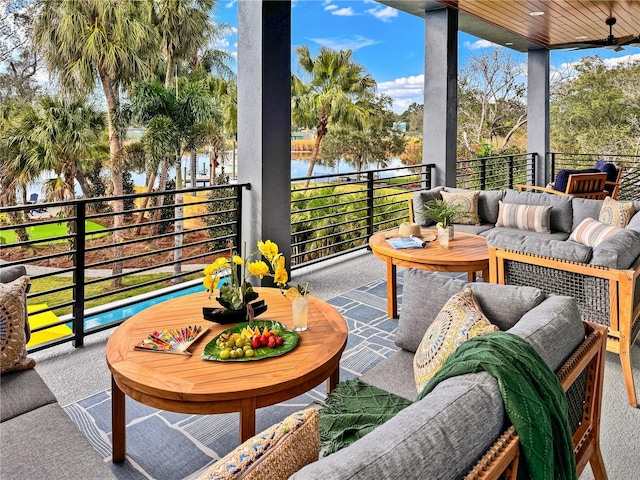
[[411, 187, 444, 227]]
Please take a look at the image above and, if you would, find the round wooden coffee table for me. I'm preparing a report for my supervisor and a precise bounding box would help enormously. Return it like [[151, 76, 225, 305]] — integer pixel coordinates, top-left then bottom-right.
[[369, 228, 490, 319], [106, 287, 347, 462]]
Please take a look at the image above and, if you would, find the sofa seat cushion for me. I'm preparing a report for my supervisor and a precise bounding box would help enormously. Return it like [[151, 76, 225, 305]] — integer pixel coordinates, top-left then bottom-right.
[[413, 288, 498, 393], [503, 189, 574, 233], [291, 372, 503, 480], [361, 350, 417, 401], [453, 223, 495, 236], [486, 230, 593, 264], [488, 226, 570, 241], [508, 295, 584, 372], [591, 229, 640, 269], [0, 368, 57, 422], [396, 270, 546, 352], [0, 403, 116, 480]]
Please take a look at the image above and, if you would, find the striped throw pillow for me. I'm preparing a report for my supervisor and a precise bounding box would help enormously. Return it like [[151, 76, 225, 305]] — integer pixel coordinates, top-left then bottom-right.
[[570, 217, 623, 248], [495, 201, 552, 233]]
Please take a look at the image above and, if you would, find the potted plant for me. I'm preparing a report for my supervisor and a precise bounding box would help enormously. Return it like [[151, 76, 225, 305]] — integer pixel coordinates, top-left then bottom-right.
[[422, 199, 462, 247]]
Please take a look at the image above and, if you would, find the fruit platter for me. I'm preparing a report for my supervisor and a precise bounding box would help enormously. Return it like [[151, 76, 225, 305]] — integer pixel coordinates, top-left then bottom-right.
[[201, 320, 299, 362]]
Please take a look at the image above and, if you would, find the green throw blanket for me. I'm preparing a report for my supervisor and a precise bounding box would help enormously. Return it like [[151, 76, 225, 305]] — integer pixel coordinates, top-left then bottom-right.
[[318, 379, 412, 455], [320, 332, 576, 480]]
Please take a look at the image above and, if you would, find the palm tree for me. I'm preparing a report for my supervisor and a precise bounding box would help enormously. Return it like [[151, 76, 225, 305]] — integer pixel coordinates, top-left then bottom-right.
[[292, 46, 377, 187], [34, 0, 158, 286]]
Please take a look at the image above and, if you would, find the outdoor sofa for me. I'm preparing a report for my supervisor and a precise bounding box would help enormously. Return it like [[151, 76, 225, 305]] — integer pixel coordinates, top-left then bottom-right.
[[411, 186, 640, 407], [0, 265, 116, 480], [195, 270, 607, 480]]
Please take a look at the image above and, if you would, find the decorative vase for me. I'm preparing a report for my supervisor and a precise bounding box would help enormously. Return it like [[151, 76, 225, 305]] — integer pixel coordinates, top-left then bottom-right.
[[202, 299, 268, 324], [437, 225, 453, 248]]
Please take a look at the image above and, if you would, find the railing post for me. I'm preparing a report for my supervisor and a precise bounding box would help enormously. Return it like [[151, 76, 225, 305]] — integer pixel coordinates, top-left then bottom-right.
[[73, 201, 86, 348], [550, 152, 556, 182], [531, 153, 537, 185], [508, 156, 514, 189], [480, 158, 487, 191], [236, 184, 246, 247], [367, 171, 375, 237]]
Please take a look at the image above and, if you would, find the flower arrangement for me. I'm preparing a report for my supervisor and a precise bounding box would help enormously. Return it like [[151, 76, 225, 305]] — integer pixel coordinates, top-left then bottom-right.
[[203, 240, 290, 321]]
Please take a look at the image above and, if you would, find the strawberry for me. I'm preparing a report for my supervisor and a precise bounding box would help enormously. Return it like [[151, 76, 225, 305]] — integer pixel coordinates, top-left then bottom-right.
[[251, 335, 261, 349], [268, 336, 276, 348], [260, 334, 269, 346], [275, 336, 284, 346]]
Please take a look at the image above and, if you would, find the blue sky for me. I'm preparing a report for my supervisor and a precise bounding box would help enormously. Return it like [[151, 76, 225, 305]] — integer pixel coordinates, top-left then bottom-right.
[[214, 0, 640, 113]]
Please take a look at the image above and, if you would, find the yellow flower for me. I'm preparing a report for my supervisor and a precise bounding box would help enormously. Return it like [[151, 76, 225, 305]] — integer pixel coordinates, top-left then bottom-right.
[[258, 240, 279, 261], [203, 274, 219, 292], [233, 255, 244, 265], [274, 256, 288, 286], [204, 257, 228, 276], [248, 261, 269, 278]]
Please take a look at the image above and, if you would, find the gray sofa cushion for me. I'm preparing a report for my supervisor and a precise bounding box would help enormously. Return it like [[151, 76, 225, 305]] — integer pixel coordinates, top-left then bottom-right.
[[396, 270, 546, 352], [627, 210, 640, 229], [487, 226, 570, 241], [451, 223, 495, 236], [0, 369, 57, 422], [360, 349, 418, 401], [444, 187, 504, 224], [292, 372, 503, 480], [485, 230, 593, 264], [508, 295, 584, 372], [571, 197, 604, 230], [0, 403, 116, 480], [411, 187, 444, 226], [591, 228, 640, 269], [503, 189, 574, 233]]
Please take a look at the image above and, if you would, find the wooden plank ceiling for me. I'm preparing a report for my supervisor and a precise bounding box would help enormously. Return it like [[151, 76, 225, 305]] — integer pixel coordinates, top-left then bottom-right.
[[379, 1, 640, 52]]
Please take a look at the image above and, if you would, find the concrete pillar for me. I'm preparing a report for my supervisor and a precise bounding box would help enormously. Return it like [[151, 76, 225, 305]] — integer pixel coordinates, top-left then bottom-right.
[[237, 1, 291, 279], [527, 48, 550, 186], [423, 8, 458, 188]]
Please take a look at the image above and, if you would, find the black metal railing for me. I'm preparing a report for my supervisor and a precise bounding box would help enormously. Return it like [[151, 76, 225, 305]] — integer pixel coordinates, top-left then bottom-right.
[[456, 153, 536, 191], [1, 183, 249, 352], [550, 152, 640, 201], [290, 164, 434, 267]]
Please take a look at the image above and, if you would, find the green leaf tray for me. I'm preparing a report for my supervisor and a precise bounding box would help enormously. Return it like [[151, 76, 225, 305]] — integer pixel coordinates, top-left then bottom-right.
[[201, 320, 299, 362]]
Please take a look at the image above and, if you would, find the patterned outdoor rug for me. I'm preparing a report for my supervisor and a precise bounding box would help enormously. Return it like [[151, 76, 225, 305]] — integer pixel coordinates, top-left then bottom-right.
[[64, 276, 405, 480]]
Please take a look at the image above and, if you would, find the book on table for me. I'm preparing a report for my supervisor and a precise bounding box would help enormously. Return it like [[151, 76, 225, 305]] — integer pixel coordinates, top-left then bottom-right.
[[134, 325, 208, 355], [386, 234, 430, 249]]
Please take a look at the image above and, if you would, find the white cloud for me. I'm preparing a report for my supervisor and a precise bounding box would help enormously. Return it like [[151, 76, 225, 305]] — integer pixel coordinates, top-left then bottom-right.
[[307, 35, 379, 51], [366, 6, 398, 22], [331, 7, 356, 17], [464, 39, 499, 50], [378, 75, 425, 113], [225, 0, 236, 8], [325, 4, 338, 11], [602, 53, 640, 67]]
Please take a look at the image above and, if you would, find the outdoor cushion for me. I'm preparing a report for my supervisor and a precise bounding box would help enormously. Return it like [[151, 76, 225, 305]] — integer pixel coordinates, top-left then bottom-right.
[[495, 202, 552, 233], [197, 409, 319, 480], [488, 226, 570, 241], [570, 218, 623, 248], [411, 187, 444, 226], [591, 229, 640, 270], [571, 197, 604, 231], [451, 223, 495, 236], [0, 276, 36, 374], [440, 190, 481, 226], [444, 187, 503, 224], [599, 196, 635, 228], [291, 372, 503, 480], [413, 288, 498, 393], [503, 189, 574, 233], [627, 210, 640, 230], [361, 349, 418, 401], [486, 230, 593, 264], [507, 295, 584, 372], [594, 160, 618, 182], [0, 368, 57, 422]]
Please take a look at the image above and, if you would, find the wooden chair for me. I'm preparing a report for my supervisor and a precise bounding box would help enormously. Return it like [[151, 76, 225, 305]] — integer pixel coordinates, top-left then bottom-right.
[[604, 165, 622, 200], [465, 322, 608, 479], [517, 172, 608, 200]]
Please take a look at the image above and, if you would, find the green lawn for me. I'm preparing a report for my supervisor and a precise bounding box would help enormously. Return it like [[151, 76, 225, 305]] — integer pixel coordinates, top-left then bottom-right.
[[0, 220, 109, 245]]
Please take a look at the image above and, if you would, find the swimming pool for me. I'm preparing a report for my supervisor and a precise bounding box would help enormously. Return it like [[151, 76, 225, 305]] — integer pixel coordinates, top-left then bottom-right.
[[84, 282, 215, 329]]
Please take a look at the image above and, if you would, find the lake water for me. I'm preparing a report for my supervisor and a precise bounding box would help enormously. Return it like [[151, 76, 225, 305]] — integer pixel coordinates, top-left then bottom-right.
[[27, 154, 406, 197]]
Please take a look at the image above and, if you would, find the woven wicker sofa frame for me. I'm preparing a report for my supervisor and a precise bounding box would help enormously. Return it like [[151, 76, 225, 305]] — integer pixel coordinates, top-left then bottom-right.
[[488, 246, 640, 408], [465, 322, 608, 480]]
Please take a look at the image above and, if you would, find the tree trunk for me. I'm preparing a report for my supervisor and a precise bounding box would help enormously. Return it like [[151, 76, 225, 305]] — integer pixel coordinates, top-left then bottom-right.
[[134, 171, 156, 235], [190, 148, 197, 187], [303, 132, 323, 188], [151, 157, 169, 236], [100, 70, 124, 288]]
